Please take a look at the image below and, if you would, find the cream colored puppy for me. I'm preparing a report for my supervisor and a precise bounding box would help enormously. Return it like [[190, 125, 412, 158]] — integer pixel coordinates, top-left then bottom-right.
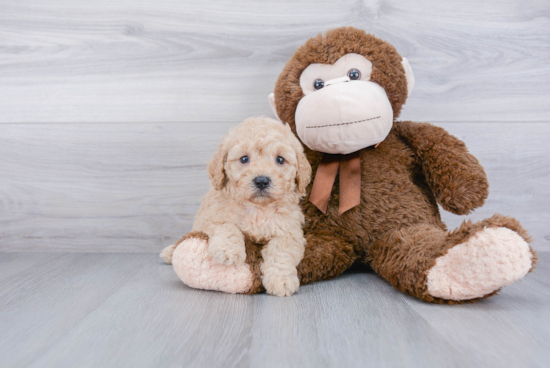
[[163, 117, 311, 296]]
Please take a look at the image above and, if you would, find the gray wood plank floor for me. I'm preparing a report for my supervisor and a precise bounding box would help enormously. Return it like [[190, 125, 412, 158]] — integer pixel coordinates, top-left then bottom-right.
[[1, 252, 548, 368]]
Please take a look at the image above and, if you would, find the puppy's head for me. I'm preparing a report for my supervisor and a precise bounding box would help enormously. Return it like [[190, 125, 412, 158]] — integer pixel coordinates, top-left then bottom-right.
[[208, 116, 312, 204]]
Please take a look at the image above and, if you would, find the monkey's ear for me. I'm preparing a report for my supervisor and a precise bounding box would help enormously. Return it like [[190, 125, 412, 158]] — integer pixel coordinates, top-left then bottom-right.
[[268, 93, 281, 121], [401, 58, 415, 97], [207, 144, 227, 190]]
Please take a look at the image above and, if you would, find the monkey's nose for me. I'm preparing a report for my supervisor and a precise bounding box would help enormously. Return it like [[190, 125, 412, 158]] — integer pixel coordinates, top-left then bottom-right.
[[253, 176, 271, 190]]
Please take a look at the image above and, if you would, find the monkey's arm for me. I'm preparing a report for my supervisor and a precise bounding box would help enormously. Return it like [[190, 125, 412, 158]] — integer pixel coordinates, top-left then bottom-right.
[[393, 121, 489, 215]]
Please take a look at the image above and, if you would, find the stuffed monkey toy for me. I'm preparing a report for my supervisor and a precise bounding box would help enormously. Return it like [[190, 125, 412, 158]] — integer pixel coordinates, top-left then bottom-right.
[[163, 27, 537, 303]]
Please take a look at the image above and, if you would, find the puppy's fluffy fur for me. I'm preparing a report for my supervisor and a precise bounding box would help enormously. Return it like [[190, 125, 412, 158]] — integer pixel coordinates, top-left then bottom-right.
[[162, 117, 311, 296]]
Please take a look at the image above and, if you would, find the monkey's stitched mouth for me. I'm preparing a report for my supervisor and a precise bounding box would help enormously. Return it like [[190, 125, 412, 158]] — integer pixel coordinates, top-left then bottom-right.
[[306, 116, 380, 129]]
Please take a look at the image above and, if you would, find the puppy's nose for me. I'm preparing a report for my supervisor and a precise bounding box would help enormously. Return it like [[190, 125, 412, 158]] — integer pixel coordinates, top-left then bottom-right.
[[253, 176, 271, 190]]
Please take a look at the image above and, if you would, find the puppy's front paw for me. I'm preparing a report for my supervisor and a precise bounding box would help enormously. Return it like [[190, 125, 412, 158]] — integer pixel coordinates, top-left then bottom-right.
[[208, 236, 246, 266], [263, 274, 300, 297]]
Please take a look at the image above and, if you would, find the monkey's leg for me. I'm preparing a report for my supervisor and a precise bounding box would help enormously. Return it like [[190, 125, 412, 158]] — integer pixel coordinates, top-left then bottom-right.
[[167, 232, 256, 294], [163, 229, 358, 294], [296, 230, 357, 286], [238, 230, 358, 294], [369, 215, 537, 304]]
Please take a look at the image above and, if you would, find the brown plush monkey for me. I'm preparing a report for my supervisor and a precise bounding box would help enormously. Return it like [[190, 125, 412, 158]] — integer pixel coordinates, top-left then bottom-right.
[[164, 27, 537, 303]]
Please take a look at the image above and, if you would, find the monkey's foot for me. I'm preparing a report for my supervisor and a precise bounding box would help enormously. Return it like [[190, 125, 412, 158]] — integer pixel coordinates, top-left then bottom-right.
[[172, 237, 254, 294], [427, 227, 534, 301]]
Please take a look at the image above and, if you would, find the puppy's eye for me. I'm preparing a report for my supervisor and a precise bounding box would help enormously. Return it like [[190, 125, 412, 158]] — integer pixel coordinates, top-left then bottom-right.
[[240, 156, 249, 164], [276, 156, 285, 165], [313, 79, 324, 90], [348, 69, 361, 80]]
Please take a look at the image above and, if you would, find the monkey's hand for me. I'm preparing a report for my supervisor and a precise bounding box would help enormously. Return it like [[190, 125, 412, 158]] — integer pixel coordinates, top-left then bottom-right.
[[394, 121, 489, 215], [208, 223, 247, 266]]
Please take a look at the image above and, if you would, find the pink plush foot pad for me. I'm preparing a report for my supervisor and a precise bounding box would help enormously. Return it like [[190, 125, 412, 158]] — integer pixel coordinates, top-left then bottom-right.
[[172, 237, 254, 294], [427, 227, 533, 301]]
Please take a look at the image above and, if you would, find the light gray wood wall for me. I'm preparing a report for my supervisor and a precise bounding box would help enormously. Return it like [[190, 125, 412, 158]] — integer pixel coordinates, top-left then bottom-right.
[[1, 0, 549, 252]]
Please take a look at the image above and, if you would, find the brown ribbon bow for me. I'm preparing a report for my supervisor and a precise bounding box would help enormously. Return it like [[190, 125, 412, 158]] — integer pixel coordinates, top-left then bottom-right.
[[309, 151, 362, 215], [309, 144, 378, 215]]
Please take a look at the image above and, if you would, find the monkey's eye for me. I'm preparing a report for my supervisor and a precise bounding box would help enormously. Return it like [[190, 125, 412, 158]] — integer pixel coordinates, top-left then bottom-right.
[[313, 79, 324, 90], [348, 69, 361, 80], [276, 156, 285, 165], [240, 156, 249, 164]]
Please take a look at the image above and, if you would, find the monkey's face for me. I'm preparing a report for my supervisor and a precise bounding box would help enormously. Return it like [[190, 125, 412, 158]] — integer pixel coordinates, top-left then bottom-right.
[[295, 53, 394, 154], [270, 27, 415, 155]]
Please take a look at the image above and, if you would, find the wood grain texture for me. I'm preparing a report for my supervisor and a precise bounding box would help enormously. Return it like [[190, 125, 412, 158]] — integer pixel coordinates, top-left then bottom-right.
[[0, 252, 548, 368], [0, 253, 153, 367], [1, 0, 549, 252], [0, 0, 549, 123], [1, 121, 549, 252]]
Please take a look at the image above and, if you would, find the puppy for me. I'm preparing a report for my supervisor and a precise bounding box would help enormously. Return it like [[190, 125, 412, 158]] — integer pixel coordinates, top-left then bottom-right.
[[162, 117, 311, 296]]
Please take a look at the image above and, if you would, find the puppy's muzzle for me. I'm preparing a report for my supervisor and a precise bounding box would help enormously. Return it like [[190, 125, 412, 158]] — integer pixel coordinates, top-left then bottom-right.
[[253, 176, 271, 190]]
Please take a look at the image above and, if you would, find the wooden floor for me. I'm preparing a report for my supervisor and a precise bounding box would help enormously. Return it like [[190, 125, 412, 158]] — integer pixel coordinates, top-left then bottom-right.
[[1, 252, 549, 368]]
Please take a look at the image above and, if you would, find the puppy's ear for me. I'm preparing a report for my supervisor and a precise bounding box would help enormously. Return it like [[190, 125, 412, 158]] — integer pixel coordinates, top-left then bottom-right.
[[207, 143, 228, 190], [282, 123, 311, 195], [283, 123, 312, 195], [295, 148, 312, 196]]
